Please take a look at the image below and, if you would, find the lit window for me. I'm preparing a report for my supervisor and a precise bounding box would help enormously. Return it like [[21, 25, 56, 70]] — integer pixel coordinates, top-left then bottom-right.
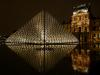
[[99, 33, 100, 38], [85, 27, 87, 32]]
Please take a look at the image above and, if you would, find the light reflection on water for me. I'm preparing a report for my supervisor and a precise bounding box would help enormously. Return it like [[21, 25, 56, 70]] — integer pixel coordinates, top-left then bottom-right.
[[6, 44, 77, 72], [71, 47, 90, 73]]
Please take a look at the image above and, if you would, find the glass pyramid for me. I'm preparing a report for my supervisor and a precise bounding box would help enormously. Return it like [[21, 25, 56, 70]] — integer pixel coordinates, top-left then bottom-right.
[[5, 11, 78, 72]]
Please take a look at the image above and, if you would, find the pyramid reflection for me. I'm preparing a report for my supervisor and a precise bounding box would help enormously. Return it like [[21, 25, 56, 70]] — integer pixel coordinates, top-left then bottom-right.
[[5, 11, 78, 72]]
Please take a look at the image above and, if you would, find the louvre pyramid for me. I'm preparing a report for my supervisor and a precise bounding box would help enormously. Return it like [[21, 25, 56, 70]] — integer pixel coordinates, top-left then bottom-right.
[[5, 11, 78, 72]]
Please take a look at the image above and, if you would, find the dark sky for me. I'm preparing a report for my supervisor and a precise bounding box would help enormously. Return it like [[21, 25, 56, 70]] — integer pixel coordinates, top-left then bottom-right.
[[0, 0, 100, 34]]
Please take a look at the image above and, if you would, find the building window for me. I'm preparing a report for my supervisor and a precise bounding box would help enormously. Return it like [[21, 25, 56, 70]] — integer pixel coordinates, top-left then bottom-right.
[[79, 16, 81, 20], [85, 27, 87, 32], [99, 33, 100, 38], [93, 34, 96, 37], [93, 44, 96, 48], [99, 43, 100, 48], [97, 33, 99, 39], [92, 34, 96, 42], [77, 17, 79, 21], [93, 26, 96, 31], [74, 28, 75, 32], [79, 27, 81, 32], [85, 15, 88, 19], [96, 44, 98, 48]]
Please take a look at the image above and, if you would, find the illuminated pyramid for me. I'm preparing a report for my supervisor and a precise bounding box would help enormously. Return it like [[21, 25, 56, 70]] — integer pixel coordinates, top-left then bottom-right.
[[5, 11, 78, 72]]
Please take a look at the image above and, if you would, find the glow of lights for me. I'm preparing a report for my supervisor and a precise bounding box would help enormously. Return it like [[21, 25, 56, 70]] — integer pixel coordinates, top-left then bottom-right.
[[5, 11, 79, 72], [41, 30, 44, 40], [73, 9, 88, 15], [73, 12, 77, 15], [71, 49, 90, 73]]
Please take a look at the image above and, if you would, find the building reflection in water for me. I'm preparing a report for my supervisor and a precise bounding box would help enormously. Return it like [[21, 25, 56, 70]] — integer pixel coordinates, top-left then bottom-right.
[[70, 3, 91, 73], [71, 48, 90, 73]]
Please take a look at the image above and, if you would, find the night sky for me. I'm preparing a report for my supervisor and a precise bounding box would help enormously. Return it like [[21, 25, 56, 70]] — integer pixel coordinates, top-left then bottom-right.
[[0, 0, 100, 34]]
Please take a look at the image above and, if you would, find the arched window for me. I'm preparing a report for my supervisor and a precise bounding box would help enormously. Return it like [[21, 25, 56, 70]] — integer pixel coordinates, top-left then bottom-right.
[[79, 27, 81, 32], [85, 27, 87, 32]]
